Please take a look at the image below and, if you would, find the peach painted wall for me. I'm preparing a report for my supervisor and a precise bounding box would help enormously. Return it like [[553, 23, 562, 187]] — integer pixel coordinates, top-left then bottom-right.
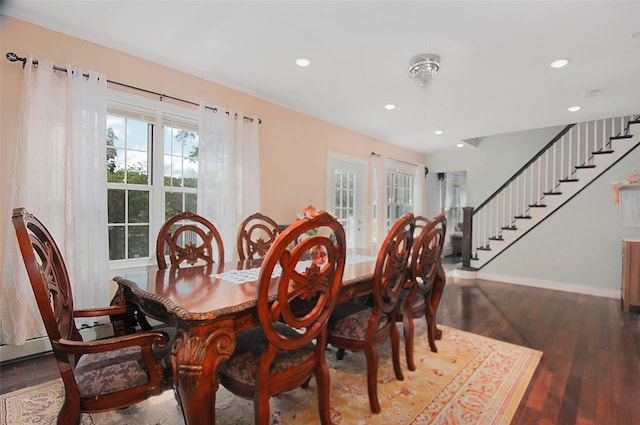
[[0, 17, 424, 253]]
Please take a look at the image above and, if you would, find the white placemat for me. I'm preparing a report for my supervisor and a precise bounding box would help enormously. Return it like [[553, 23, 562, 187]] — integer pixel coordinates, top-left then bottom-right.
[[211, 255, 375, 284]]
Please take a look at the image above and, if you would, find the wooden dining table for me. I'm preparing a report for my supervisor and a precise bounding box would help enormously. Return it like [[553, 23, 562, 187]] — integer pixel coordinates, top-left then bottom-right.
[[110, 252, 446, 425]]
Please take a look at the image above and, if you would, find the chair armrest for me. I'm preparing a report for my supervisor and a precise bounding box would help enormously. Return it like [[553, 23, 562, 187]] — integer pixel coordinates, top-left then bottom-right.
[[53, 330, 173, 393], [52, 330, 170, 355], [74, 305, 131, 318]]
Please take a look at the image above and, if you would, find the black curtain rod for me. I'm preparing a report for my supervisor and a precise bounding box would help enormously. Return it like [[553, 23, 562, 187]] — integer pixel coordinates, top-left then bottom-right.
[[371, 151, 419, 169], [5, 52, 261, 124]]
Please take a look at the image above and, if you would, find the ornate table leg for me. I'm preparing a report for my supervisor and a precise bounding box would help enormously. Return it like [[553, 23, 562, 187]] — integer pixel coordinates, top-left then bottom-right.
[[171, 320, 236, 425], [431, 265, 447, 340]]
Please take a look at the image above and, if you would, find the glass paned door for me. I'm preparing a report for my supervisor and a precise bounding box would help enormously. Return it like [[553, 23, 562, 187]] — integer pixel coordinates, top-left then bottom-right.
[[328, 154, 366, 249]]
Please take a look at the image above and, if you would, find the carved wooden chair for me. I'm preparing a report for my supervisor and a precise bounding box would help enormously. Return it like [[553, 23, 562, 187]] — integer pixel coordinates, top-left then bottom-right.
[[156, 211, 224, 269], [326, 213, 415, 414], [11, 207, 174, 425], [236, 211, 281, 260], [397, 213, 447, 370], [217, 211, 346, 425]]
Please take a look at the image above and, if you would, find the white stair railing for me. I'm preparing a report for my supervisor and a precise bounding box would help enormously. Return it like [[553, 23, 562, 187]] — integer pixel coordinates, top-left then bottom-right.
[[467, 115, 636, 266]]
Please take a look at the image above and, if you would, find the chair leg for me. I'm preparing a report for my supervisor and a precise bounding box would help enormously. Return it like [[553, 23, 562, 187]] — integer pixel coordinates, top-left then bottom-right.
[[315, 365, 332, 425], [301, 376, 312, 389], [403, 310, 416, 371], [57, 400, 81, 425], [390, 325, 404, 382], [432, 266, 446, 340], [255, 390, 271, 425], [336, 348, 346, 360], [364, 343, 381, 413], [425, 302, 438, 353]]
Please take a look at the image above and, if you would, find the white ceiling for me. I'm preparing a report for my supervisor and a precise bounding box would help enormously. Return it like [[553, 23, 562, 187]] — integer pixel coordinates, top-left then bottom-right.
[[3, 1, 640, 154]]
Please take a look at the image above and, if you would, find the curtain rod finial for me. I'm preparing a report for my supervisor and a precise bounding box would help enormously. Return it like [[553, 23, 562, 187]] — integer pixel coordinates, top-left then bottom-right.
[[5, 52, 27, 68], [6, 52, 21, 62]]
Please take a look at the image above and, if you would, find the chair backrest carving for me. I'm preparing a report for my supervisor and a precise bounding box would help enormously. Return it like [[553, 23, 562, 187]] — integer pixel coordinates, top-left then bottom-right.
[[236, 212, 281, 260], [372, 213, 415, 316], [11, 207, 80, 345], [411, 213, 447, 295], [156, 211, 224, 269], [257, 211, 346, 350]]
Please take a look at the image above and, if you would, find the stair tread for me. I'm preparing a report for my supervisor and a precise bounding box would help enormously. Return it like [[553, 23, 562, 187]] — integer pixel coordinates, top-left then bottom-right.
[[470, 116, 638, 270]]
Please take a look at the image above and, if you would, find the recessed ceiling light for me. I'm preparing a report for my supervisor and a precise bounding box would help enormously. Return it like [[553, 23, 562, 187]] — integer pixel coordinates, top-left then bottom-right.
[[456, 143, 464, 148], [295, 57, 311, 67], [384, 104, 396, 110], [434, 130, 443, 135], [568, 105, 582, 112], [550, 58, 570, 68]]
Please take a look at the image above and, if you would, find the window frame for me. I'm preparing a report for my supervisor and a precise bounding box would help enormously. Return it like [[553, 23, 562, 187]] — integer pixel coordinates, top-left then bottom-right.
[[385, 159, 416, 230], [106, 90, 198, 272]]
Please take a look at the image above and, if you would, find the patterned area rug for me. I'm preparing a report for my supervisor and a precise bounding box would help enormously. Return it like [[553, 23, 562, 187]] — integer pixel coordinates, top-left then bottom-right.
[[0, 322, 541, 425]]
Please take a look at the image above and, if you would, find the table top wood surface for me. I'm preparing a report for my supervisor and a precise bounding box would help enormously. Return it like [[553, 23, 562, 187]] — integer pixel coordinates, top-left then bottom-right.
[[113, 252, 377, 323]]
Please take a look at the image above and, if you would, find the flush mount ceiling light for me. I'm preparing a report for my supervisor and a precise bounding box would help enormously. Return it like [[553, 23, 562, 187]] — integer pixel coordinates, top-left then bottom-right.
[[408, 54, 440, 88], [295, 57, 311, 67], [568, 105, 582, 112], [550, 58, 571, 68], [384, 104, 396, 110]]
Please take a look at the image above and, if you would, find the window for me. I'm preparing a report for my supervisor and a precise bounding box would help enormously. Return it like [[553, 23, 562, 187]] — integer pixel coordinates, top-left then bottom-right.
[[386, 168, 415, 230], [162, 124, 199, 218], [106, 92, 198, 266], [106, 116, 152, 261], [371, 157, 418, 246]]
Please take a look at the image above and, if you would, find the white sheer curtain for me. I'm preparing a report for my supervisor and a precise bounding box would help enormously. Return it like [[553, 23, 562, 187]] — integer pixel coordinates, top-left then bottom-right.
[[0, 57, 108, 345], [371, 153, 388, 251], [413, 164, 425, 217], [198, 104, 260, 260]]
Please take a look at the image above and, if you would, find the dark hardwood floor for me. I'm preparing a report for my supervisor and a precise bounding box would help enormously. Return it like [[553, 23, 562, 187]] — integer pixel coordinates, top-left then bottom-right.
[[2, 275, 639, 424], [437, 277, 640, 425]]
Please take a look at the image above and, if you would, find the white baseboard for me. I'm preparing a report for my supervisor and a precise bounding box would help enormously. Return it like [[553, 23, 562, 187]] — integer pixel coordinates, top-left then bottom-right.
[[472, 271, 621, 299]]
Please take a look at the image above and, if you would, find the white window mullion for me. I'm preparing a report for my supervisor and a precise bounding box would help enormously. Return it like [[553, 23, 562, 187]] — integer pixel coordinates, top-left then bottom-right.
[[150, 118, 165, 250]]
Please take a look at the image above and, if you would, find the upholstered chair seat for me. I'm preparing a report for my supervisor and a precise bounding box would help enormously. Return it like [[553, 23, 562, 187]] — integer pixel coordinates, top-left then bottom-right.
[[218, 323, 315, 393], [398, 289, 427, 319], [74, 330, 175, 398], [328, 303, 389, 341], [76, 347, 154, 398]]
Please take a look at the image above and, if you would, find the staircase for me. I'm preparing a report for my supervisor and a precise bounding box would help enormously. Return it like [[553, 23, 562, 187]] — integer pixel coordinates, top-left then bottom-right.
[[463, 115, 640, 270]]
